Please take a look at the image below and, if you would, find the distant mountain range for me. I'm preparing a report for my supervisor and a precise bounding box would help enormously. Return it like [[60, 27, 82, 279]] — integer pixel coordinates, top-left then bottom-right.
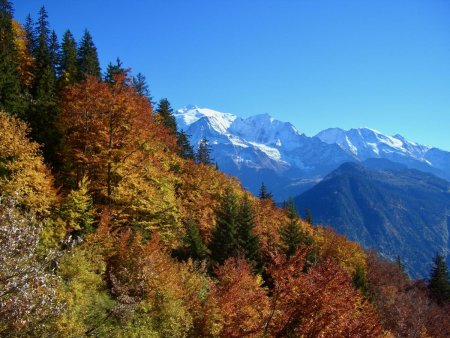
[[175, 105, 450, 277], [295, 160, 450, 278], [175, 105, 450, 201]]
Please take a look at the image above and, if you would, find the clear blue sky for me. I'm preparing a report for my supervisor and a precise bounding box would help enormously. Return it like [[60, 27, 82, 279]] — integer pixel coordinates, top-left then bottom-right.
[[14, 0, 450, 150]]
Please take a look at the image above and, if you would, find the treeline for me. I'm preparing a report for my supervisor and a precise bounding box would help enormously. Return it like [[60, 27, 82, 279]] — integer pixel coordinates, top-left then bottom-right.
[[0, 1, 449, 337]]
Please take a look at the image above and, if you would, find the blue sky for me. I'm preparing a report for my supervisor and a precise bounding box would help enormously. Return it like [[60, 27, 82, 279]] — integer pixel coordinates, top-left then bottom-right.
[[14, 0, 450, 150]]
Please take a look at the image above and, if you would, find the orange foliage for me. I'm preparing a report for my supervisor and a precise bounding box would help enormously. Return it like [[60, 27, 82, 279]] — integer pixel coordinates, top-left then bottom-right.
[[266, 249, 381, 337], [212, 258, 269, 337], [107, 231, 179, 308], [60, 76, 184, 244], [60, 75, 171, 196], [367, 252, 450, 338]]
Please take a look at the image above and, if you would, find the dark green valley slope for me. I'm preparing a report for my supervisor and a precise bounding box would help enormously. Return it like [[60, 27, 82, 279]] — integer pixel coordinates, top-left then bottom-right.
[[295, 161, 450, 277]]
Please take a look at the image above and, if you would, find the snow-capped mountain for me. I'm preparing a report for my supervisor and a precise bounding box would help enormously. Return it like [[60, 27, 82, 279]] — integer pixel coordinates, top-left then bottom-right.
[[316, 127, 450, 180], [175, 105, 450, 200], [316, 127, 430, 162]]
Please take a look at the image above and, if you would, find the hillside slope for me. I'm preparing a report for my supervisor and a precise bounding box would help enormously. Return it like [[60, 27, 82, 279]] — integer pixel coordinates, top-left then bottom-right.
[[295, 160, 450, 277]]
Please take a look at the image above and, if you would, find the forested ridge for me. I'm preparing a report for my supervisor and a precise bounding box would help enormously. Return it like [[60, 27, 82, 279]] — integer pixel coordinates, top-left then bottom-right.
[[0, 2, 449, 337]]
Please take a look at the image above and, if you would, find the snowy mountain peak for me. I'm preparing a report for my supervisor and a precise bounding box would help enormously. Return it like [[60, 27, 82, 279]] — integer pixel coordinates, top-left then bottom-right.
[[316, 127, 430, 159], [174, 106, 237, 134], [174, 106, 302, 146], [174, 105, 450, 201]]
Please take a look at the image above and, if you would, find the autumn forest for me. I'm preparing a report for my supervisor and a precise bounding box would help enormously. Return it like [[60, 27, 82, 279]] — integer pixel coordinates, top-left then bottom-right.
[[0, 2, 449, 337]]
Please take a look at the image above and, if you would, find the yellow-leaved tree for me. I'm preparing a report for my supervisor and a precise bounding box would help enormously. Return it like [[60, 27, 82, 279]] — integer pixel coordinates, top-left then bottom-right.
[[313, 227, 367, 276], [12, 20, 33, 89], [0, 111, 57, 215]]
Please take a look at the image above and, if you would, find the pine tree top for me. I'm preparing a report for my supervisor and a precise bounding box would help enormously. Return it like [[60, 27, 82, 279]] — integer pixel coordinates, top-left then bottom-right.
[[429, 253, 450, 304], [155, 98, 177, 134]]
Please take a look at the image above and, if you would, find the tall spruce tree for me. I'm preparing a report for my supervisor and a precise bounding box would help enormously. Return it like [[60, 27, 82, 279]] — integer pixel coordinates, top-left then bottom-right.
[[196, 137, 213, 165], [131, 72, 151, 99], [23, 14, 35, 53], [429, 253, 450, 305], [176, 130, 195, 160], [26, 6, 59, 164], [279, 198, 306, 257], [48, 30, 59, 74], [179, 219, 209, 261], [304, 208, 313, 225], [258, 182, 273, 202], [59, 30, 78, 85], [280, 204, 303, 257], [352, 264, 370, 298], [0, 0, 26, 115], [155, 98, 177, 135], [237, 195, 261, 269], [77, 29, 101, 80], [209, 188, 240, 265], [283, 198, 298, 220]]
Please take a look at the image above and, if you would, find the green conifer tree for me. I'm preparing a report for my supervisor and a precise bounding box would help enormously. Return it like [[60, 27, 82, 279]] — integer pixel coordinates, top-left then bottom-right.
[[59, 30, 78, 85], [131, 72, 151, 99], [104, 57, 126, 84], [176, 130, 195, 160], [49, 30, 59, 73], [77, 29, 101, 80], [26, 6, 60, 164], [181, 219, 209, 261], [304, 208, 313, 225], [279, 219, 302, 258], [283, 197, 298, 219], [196, 137, 213, 165], [155, 98, 177, 135], [209, 188, 240, 265], [0, 0, 27, 115], [352, 264, 370, 298], [23, 14, 35, 53], [429, 253, 450, 305], [279, 198, 313, 258], [237, 195, 261, 269], [258, 182, 273, 202]]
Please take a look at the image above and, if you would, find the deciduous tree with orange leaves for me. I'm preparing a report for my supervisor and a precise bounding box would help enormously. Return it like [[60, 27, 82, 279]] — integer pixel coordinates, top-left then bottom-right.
[[265, 249, 381, 337], [212, 257, 269, 337], [59, 75, 183, 244]]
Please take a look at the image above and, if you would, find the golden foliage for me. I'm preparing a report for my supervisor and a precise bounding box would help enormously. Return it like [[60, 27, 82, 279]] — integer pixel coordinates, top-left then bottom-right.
[[177, 161, 242, 242], [313, 226, 367, 275], [0, 111, 57, 215], [12, 20, 33, 88], [106, 230, 215, 337]]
